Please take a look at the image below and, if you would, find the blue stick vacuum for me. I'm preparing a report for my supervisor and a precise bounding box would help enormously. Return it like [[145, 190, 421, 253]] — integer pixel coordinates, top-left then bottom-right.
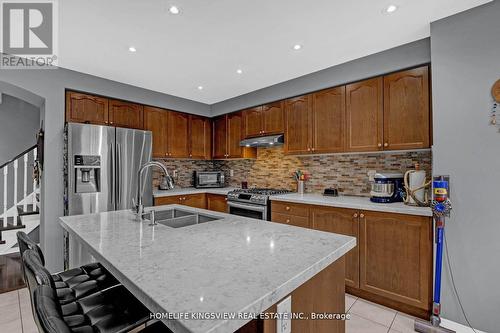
[[415, 176, 454, 333]]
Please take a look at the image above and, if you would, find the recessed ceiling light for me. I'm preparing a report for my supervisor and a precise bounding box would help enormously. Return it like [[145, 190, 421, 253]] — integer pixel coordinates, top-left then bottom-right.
[[169, 6, 180, 14], [236, 69, 243, 74], [128, 46, 136, 52], [293, 44, 302, 50], [385, 4, 398, 13], [197, 86, 203, 90]]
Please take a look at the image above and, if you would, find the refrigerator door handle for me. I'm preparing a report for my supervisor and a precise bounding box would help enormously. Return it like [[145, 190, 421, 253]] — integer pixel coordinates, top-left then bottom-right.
[[116, 143, 121, 206], [110, 143, 114, 207]]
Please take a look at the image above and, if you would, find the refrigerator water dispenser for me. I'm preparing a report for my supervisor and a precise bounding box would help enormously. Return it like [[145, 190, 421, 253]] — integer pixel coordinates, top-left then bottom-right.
[[74, 155, 100, 193]]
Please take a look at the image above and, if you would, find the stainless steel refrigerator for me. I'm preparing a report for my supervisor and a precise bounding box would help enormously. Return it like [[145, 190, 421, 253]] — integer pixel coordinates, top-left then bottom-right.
[[67, 123, 152, 214], [65, 123, 152, 267]]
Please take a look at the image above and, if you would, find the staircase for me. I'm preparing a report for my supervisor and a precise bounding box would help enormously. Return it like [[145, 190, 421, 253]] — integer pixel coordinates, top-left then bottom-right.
[[0, 145, 39, 253]]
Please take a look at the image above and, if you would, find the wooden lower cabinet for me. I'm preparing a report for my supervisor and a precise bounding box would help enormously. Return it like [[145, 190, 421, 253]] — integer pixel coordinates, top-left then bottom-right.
[[310, 207, 359, 288], [154, 193, 206, 209], [358, 211, 432, 312], [261, 258, 345, 333], [271, 201, 432, 318], [206, 194, 228, 213]]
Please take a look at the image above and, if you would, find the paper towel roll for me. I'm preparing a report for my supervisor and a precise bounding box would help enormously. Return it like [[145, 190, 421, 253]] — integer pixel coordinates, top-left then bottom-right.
[[408, 170, 426, 204]]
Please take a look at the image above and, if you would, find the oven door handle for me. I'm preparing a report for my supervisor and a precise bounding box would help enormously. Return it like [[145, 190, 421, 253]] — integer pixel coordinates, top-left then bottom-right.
[[227, 201, 267, 212]]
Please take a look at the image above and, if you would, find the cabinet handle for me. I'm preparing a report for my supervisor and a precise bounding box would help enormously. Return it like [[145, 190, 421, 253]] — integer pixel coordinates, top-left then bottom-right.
[[307, 147, 311, 151], [312, 147, 315, 152], [285, 206, 290, 211], [286, 219, 290, 224], [110, 121, 113, 125], [359, 213, 365, 218], [183, 197, 186, 200], [377, 143, 382, 148], [189, 154, 192, 157], [383, 143, 388, 148], [353, 213, 358, 218]]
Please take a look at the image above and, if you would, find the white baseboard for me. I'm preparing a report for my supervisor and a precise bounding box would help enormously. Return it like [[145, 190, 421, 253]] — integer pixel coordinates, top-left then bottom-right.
[[441, 318, 488, 333]]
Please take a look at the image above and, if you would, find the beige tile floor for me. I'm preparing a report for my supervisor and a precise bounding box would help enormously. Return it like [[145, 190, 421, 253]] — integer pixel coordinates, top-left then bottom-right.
[[0, 289, 419, 333]]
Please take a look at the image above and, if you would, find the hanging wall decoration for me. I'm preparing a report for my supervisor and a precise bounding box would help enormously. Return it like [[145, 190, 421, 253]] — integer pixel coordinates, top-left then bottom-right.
[[491, 79, 500, 126]]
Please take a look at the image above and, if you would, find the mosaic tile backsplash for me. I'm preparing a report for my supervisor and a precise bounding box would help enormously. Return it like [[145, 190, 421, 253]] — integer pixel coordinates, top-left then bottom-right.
[[154, 148, 431, 196]]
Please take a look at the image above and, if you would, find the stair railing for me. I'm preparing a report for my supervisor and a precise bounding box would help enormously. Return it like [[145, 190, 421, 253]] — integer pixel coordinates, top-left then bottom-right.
[[0, 144, 37, 218]]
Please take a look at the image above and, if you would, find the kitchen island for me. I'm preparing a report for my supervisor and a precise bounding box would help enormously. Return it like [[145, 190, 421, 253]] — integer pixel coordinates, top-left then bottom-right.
[[59, 205, 356, 333]]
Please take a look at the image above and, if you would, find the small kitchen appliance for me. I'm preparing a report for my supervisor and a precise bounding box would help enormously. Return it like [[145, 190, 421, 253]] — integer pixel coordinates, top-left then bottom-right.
[[370, 172, 405, 203], [194, 171, 225, 188], [227, 188, 292, 220]]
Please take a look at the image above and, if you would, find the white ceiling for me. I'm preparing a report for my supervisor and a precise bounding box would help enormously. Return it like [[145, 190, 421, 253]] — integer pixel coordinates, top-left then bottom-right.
[[59, 0, 490, 104]]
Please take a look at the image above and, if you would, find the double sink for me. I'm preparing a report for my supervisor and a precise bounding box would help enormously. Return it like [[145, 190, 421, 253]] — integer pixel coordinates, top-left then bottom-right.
[[149, 208, 222, 228]]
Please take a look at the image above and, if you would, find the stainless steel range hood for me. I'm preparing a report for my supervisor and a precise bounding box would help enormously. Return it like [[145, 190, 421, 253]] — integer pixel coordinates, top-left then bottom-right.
[[240, 134, 284, 148]]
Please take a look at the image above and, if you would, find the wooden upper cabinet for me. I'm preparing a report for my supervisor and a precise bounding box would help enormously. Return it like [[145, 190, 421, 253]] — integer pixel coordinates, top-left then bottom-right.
[[189, 116, 211, 159], [143, 106, 168, 158], [312, 87, 345, 154], [212, 116, 228, 159], [108, 99, 144, 129], [227, 112, 244, 158], [346, 77, 384, 152], [243, 106, 263, 138], [285, 95, 312, 154], [383, 66, 430, 150], [359, 211, 432, 310], [262, 101, 284, 135], [167, 111, 189, 158], [310, 207, 359, 288], [66, 91, 109, 125]]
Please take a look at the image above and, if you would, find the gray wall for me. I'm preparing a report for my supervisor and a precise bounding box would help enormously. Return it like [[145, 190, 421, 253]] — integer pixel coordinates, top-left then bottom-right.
[[211, 38, 430, 115], [431, 1, 500, 331], [0, 94, 40, 164], [0, 67, 210, 272]]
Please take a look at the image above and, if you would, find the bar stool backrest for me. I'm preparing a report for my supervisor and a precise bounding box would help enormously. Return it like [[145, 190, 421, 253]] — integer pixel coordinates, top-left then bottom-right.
[[33, 285, 71, 333]]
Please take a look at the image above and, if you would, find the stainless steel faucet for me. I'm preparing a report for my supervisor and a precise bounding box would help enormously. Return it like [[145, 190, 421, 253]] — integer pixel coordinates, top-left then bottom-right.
[[135, 161, 171, 218]]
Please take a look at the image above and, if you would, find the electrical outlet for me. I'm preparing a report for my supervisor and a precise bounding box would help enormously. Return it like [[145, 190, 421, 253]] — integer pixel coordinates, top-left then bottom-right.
[[367, 170, 377, 182], [230, 169, 234, 177], [173, 170, 177, 178], [276, 296, 291, 333]]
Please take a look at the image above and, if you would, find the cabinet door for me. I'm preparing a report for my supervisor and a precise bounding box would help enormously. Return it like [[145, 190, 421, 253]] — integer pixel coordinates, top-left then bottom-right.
[[359, 211, 432, 310], [262, 101, 284, 135], [108, 99, 144, 129], [345, 78, 383, 152], [189, 116, 211, 159], [144, 107, 168, 158], [167, 112, 190, 158], [243, 107, 263, 138], [65, 92, 109, 125], [207, 194, 228, 213], [227, 112, 244, 158], [182, 193, 206, 209], [312, 87, 345, 154], [383, 66, 430, 150], [284, 95, 312, 154], [212, 116, 227, 159], [311, 207, 360, 288], [154, 196, 180, 206]]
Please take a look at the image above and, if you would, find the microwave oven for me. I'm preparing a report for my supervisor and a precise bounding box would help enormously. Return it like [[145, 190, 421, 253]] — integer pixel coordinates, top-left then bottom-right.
[[194, 171, 225, 188]]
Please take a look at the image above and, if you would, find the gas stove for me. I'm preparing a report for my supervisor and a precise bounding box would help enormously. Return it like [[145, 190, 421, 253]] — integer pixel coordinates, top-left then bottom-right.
[[227, 188, 293, 220], [227, 188, 292, 205]]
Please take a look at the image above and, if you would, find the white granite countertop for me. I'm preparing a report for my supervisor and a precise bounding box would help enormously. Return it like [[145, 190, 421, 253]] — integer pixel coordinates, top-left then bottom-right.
[[271, 193, 432, 217], [154, 187, 237, 197], [59, 205, 355, 333]]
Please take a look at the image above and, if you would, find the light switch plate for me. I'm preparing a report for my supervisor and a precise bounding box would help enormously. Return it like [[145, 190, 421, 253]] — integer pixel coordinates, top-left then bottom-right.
[[367, 170, 377, 182], [230, 169, 234, 177], [276, 296, 291, 333]]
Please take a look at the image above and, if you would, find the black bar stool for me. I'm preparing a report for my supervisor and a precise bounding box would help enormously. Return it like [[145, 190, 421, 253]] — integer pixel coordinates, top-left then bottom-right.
[[24, 249, 155, 332], [17, 231, 118, 291]]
